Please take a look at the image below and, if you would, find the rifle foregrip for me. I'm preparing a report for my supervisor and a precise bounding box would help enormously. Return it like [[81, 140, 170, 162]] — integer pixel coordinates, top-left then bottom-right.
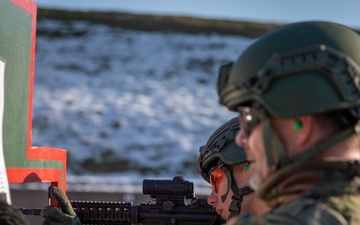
[[70, 200, 132, 225], [20, 201, 132, 224]]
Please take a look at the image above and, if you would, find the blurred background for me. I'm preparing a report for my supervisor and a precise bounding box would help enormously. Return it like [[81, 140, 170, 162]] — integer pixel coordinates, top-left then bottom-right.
[[11, 1, 360, 223], [27, 0, 360, 178], [31, 0, 360, 29]]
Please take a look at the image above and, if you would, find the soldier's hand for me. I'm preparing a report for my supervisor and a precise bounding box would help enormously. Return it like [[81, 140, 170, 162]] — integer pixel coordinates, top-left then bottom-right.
[[0, 199, 30, 225], [41, 186, 81, 225]]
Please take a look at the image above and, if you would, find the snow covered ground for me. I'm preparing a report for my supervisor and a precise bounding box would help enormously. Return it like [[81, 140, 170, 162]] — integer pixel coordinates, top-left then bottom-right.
[[31, 19, 253, 191]]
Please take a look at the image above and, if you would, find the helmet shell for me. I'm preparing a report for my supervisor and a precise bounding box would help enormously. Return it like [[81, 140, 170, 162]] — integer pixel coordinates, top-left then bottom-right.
[[197, 117, 247, 183], [219, 21, 360, 117]]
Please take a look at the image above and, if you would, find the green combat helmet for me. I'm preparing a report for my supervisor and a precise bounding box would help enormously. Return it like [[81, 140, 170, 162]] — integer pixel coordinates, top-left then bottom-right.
[[217, 21, 360, 168], [197, 117, 252, 218]]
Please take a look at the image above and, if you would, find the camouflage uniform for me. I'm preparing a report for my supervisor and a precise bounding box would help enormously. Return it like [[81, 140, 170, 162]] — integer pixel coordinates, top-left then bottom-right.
[[227, 160, 360, 225]]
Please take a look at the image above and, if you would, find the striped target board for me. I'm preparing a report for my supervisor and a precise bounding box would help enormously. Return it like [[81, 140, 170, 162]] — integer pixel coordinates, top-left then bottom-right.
[[0, 0, 67, 196]]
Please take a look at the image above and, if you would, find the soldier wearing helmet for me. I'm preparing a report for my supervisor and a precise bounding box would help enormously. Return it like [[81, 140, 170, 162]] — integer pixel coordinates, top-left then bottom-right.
[[197, 117, 270, 221], [217, 21, 360, 224]]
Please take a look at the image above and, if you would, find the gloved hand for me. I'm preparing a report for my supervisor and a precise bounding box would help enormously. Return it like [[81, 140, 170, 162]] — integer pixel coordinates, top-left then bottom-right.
[[0, 198, 30, 225], [41, 186, 81, 225]]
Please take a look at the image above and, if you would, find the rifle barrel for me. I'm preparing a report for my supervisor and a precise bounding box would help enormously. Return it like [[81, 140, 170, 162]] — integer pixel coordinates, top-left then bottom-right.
[[20, 208, 42, 216]]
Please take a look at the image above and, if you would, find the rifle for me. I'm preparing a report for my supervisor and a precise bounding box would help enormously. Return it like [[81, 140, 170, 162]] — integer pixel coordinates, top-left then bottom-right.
[[21, 176, 225, 225]]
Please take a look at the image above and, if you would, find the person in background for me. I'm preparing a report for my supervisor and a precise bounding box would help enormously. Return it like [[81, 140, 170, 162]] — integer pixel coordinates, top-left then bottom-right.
[[217, 21, 360, 224], [197, 117, 270, 221], [40, 117, 271, 225]]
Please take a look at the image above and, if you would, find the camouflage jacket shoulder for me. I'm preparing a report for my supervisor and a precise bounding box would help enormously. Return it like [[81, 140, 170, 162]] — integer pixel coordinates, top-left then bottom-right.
[[228, 194, 360, 225], [227, 161, 360, 225]]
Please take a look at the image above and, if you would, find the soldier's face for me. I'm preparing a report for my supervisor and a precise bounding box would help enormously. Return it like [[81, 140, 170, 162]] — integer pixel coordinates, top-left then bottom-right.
[[207, 163, 260, 220], [207, 169, 233, 220], [237, 124, 270, 190], [236, 114, 272, 190]]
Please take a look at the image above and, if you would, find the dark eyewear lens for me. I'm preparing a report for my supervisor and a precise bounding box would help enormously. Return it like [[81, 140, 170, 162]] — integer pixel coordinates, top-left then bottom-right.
[[238, 108, 260, 135]]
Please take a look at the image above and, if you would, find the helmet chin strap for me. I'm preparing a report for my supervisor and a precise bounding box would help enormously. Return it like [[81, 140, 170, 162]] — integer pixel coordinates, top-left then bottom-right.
[[262, 115, 359, 169], [281, 125, 356, 167], [253, 106, 287, 167], [220, 165, 253, 219], [263, 118, 286, 167]]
